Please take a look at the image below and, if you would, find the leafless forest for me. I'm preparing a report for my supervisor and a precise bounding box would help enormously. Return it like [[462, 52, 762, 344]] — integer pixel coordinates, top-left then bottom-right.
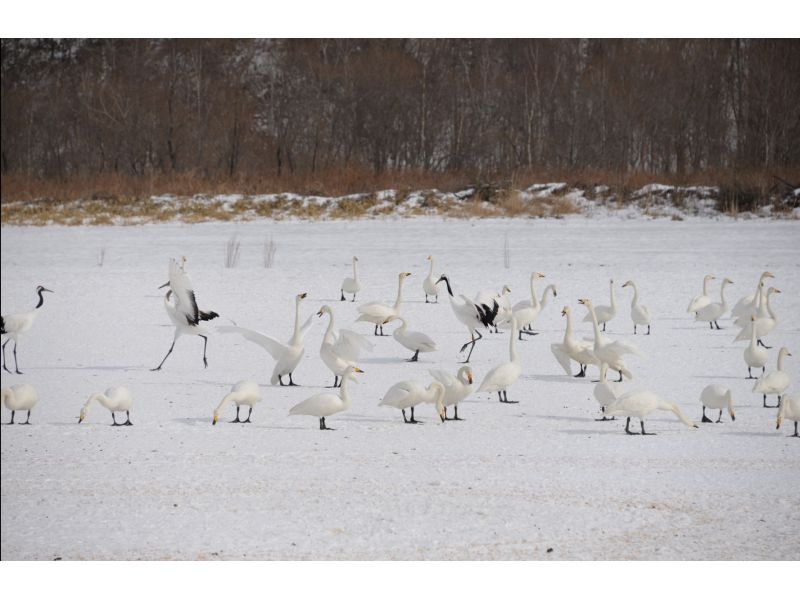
[[1, 39, 799, 203]]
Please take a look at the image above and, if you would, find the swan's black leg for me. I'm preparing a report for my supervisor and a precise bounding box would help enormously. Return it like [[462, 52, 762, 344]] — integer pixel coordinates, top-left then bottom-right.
[[319, 417, 325, 430], [453, 405, 463, 421], [402, 409, 409, 423], [716, 409, 723, 423], [1, 339, 11, 373], [709, 322, 713, 330], [793, 422, 798, 438], [408, 350, 420, 362], [714, 321, 721, 330], [201, 335, 209, 368], [647, 325, 651, 335], [701, 406, 712, 423], [500, 390, 519, 404], [124, 410, 133, 426], [617, 370, 624, 382], [3, 411, 14, 425], [112, 412, 121, 426], [602, 322, 606, 332], [634, 324, 637, 334], [640, 420, 656, 435], [288, 373, 298, 386], [230, 406, 241, 423], [151, 339, 176, 371], [374, 324, 379, 336], [278, 376, 286, 386], [21, 410, 32, 425], [408, 406, 421, 423], [341, 290, 345, 301], [746, 366, 756, 379], [329, 375, 339, 388], [624, 417, 638, 435], [13, 340, 23, 374], [243, 407, 252, 423], [573, 364, 586, 378], [425, 295, 429, 303], [351, 294, 355, 302]]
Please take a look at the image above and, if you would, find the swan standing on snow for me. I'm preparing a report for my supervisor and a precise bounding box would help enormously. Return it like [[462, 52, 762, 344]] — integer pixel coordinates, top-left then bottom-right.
[[392, 316, 437, 362], [290, 365, 363, 430], [593, 363, 624, 421], [583, 279, 617, 331], [695, 277, 733, 330], [356, 272, 411, 336], [1, 285, 54, 374], [550, 305, 599, 378], [340, 256, 361, 302], [734, 287, 781, 349], [2, 384, 39, 424], [776, 395, 800, 438], [621, 280, 652, 335], [436, 274, 499, 363], [317, 305, 373, 387], [212, 380, 262, 424], [503, 273, 557, 339], [753, 347, 791, 408], [152, 258, 219, 371], [743, 315, 768, 379], [606, 390, 698, 435], [78, 387, 134, 426], [379, 380, 446, 424], [732, 271, 774, 325], [478, 316, 523, 404], [429, 366, 473, 420], [699, 385, 736, 423], [688, 274, 716, 313], [423, 255, 439, 303], [580, 298, 643, 382], [219, 293, 315, 386]]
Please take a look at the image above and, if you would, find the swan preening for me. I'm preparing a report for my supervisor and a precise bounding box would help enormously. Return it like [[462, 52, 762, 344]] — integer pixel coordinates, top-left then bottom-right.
[[78, 387, 133, 426], [423, 256, 439, 303], [753, 347, 791, 408], [478, 316, 522, 404], [695, 277, 733, 330], [379, 379, 446, 424], [2, 384, 39, 424], [290, 365, 363, 430], [699, 385, 736, 423], [436, 274, 499, 363], [392, 316, 437, 361], [152, 258, 219, 371], [776, 395, 799, 437], [317, 305, 373, 387], [356, 272, 410, 336], [550, 305, 599, 378], [219, 293, 315, 386], [743, 315, 768, 379], [734, 287, 780, 348], [582, 279, 616, 331], [688, 274, 716, 313], [341, 256, 361, 302], [606, 390, 699, 435], [429, 366, 473, 420], [1, 285, 54, 374], [621, 280, 651, 335], [579, 298, 642, 381], [213, 380, 262, 424]]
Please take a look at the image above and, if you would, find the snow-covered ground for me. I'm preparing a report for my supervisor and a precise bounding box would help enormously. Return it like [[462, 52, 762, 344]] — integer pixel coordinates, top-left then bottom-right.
[[1, 217, 798, 560]]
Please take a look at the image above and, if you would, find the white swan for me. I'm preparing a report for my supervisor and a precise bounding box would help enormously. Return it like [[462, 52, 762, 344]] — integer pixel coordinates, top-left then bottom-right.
[[219, 293, 315, 386], [732, 271, 774, 325], [753, 347, 791, 408], [290, 365, 363, 430], [695, 277, 733, 329], [582, 279, 617, 331], [429, 366, 473, 420], [212, 380, 262, 425], [317, 305, 373, 387], [621, 280, 652, 335], [502, 274, 557, 339], [743, 315, 768, 379], [1, 285, 54, 374], [356, 272, 410, 336], [436, 274, 499, 363], [550, 305, 599, 378], [606, 390, 698, 435], [2, 383, 39, 424], [593, 363, 624, 421], [699, 384, 736, 423], [78, 387, 134, 426], [734, 287, 780, 348], [392, 316, 437, 362], [579, 298, 643, 381], [423, 255, 439, 303], [379, 379, 446, 424], [478, 316, 523, 404], [776, 395, 800, 437], [340, 256, 361, 302], [688, 274, 716, 313]]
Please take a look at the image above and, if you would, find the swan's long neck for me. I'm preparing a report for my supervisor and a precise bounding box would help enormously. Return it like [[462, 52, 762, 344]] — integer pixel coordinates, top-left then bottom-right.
[[720, 281, 730, 305], [322, 312, 336, 345], [457, 367, 470, 386], [530, 276, 540, 309], [630, 283, 639, 308], [662, 400, 696, 428], [339, 375, 353, 409], [393, 277, 405, 311], [609, 282, 616, 308], [428, 259, 435, 277], [290, 300, 302, 345], [540, 285, 555, 308], [765, 292, 777, 321], [586, 305, 602, 348], [599, 362, 608, 382], [396, 318, 408, 334], [215, 393, 237, 415], [749, 317, 758, 346], [777, 350, 786, 371], [563, 310, 574, 342], [428, 382, 445, 404], [353, 260, 359, 282], [509, 319, 519, 362], [702, 277, 711, 295]]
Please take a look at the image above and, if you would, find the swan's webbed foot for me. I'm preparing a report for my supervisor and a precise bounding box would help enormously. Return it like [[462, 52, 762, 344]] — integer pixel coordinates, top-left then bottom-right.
[[498, 391, 518, 404], [287, 374, 299, 386], [319, 417, 334, 430], [594, 416, 615, 421], [624, 417, 638, 434], [573, 367, 586, 378], [701, 407, 713, 423], [407, 350, 420, 362]]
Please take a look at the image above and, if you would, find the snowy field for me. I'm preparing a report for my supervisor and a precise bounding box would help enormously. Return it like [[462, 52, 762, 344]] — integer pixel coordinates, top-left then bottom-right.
[[1, 216, 799, 560]]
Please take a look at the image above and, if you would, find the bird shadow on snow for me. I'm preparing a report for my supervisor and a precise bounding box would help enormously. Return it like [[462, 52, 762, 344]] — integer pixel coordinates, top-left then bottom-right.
[[719, 430, 780, 438], [525, 374, 588, 385], [559, 428, 619, 436], [536, 414, 596, 424]]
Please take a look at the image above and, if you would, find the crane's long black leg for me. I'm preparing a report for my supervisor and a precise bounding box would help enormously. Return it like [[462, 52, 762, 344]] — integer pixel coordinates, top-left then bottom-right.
[[625, 417, 637, 435], [1, 339, 11, 373], [716, 409, 723, 423], [201, 335, 209, 368], [151, 339, 176, 371], [124, 410, 133, 426], [3, 411, 14, 425], [243, 407, 252, 423], [288, 372, 298, 386], [640, 420, 656, 435], [13, 340, 22, 374], [702, 406, 712, 423], [231, 406, 241, 423]]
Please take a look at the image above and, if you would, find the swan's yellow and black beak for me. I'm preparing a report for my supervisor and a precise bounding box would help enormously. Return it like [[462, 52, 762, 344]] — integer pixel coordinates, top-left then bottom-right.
[[78, 414, 84, 423], [467, 372, 473, 384], [775, 288, 782, 294], [212, 415, 218, 425], [561, 307, 567, 317], [403, 272, 412, 277], [439, 408, 446, 422], [299, 292, 307, 299], [355, 367, 364, 373], [776, 416, 782, 429], [730, 410, 736, 422], [316, 309, 323, 317]]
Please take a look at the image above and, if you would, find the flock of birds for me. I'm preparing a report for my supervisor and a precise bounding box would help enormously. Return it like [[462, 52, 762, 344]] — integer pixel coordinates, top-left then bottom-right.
[[1, 258, 797, 437]]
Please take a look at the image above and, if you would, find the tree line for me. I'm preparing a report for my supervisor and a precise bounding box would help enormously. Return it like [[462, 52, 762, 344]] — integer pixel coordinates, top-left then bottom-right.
[[2, 38, 799, 190]]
